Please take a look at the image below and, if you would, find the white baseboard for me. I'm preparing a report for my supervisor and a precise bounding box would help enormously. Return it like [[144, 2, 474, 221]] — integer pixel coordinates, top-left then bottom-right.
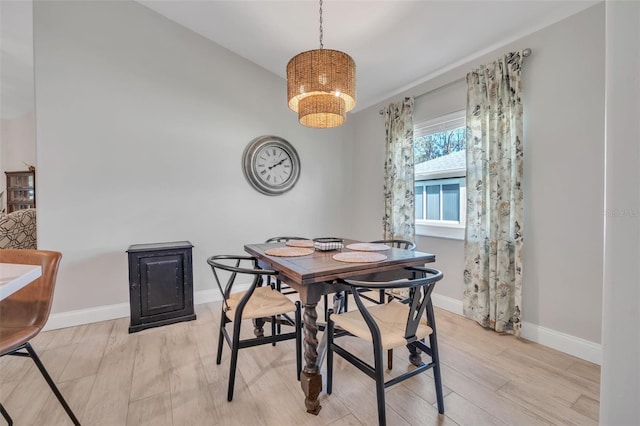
[[520, 321, 602, 365], [431, 293, 602, 365], [43, 288, 232, 332], [45, 289, 602, 365], [432, 292, 464, 315], [43, 302, 130, 331]]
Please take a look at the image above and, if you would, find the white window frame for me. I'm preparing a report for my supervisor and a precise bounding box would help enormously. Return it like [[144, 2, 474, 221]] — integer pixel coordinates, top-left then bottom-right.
[[415, 177, 466, 240], [414, 110, 466, 240]]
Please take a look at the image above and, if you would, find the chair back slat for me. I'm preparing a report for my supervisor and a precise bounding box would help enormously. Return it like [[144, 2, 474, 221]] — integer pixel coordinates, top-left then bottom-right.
[[265, 236, 309, 243], [404, 279, 437, 341], [369, 239, 416, 250], [207, 255, 277, 320]]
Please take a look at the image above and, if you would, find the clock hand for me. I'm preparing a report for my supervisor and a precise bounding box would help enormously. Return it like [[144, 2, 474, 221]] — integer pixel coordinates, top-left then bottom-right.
[[268, 158, 287, 170]]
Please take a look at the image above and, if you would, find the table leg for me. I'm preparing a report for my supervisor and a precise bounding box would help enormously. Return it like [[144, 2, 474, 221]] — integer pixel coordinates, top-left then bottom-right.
[[300, 302, 322, 415], [252, 318, 265, 337]]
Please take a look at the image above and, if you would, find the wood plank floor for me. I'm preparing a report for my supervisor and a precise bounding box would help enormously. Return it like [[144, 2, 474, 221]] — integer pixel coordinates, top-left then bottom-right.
[[0, 301, 600, 425]]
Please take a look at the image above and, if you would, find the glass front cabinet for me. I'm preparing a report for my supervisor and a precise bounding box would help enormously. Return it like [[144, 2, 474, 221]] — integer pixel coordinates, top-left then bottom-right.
[[5, 170, 36, 213]]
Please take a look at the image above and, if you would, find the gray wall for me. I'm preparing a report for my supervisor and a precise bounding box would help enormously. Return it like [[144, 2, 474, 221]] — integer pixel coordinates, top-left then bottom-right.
[[34, 0, 354, 314], [600, 1, 640, 423], [350, 4, 605, 360]]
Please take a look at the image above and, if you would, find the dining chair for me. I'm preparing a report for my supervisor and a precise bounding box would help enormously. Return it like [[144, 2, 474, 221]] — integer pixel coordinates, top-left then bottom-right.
[[264, 237, 309, 335], [0, 249, 81, 426], [327, 239, 416, 318], [365, 239, 416, 304], [326, 266, 444, 426], [264, 236, 310, 296], [207, 255, 302, 401]]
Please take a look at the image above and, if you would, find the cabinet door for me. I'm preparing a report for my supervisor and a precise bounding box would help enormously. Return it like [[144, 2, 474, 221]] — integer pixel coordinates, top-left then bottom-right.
[[139, 254, 185, 317]]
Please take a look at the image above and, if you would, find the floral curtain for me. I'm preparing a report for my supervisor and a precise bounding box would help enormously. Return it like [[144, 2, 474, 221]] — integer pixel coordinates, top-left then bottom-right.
[[383, 97, 415, 241], [463, 52, 524, 337]]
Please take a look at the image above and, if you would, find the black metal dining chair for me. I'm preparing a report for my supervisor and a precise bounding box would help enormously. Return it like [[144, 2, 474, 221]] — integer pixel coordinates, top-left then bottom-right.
[[264, 236, 310, 296], [365, 239, 416, 304], [326, 266, 444, 426], [323, 239, 417, 327], [207, 255, 302, 401]]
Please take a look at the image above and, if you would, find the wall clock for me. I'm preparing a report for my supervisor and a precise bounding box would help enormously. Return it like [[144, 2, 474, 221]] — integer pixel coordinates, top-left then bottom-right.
[[242, 135, 301, 196]]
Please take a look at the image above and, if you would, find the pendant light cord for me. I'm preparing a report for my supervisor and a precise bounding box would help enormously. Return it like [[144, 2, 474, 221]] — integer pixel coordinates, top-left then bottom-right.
[[319, 0, 324, 49]]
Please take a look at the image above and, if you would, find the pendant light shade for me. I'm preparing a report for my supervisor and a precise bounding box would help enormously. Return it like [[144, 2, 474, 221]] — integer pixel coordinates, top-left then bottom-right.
[[286, 2, 356, 128]]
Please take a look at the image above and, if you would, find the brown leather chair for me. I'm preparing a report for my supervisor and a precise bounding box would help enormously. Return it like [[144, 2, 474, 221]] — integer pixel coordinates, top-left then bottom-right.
[[0, 249, 80, 425]]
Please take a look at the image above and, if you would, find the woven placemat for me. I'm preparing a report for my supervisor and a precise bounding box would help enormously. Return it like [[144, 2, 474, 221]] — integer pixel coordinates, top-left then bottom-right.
[[285, 240, 314, 248], [332, 252, 388, 263], [345, 243, 391, 252], [265, 247, 314, 257]]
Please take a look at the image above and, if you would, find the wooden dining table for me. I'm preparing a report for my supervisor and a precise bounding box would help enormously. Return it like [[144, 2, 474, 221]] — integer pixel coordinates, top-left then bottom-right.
[[244, 239, 435, 415]]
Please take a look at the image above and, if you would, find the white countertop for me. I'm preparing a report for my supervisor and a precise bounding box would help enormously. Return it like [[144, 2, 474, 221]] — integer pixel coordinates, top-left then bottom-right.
[[0, 263, 43, 300]]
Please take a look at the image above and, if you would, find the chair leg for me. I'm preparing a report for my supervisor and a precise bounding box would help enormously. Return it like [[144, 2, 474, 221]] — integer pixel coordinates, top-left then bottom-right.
[[425, 300, 444, 414], [216, 315, 225, 365], [276, 280, 282, 336], [295, 302, 302, 381], [373, 343, 386, 426], [326, 310, 334, 395], [271, 315, 277, 346], [227, 321, 242, 401], [25, 343, 81, 425], [387, 349, 393, 370], [0, 403, 13, 426], [430, 331, 445, 414], [323, 294, 329, 322]]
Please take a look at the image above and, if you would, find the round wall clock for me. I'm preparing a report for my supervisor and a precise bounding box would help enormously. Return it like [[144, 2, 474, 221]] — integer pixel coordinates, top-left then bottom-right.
[[242, 135, 301, 196]]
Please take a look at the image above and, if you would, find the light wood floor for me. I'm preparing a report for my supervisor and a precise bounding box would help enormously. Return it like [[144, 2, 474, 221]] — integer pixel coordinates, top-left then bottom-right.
[[0, 300, 600, 425]]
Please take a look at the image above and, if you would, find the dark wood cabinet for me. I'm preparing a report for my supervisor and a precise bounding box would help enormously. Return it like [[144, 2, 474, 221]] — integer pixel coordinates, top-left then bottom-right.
[[5, 170, 36, 213], [127, 241, 196, 333]]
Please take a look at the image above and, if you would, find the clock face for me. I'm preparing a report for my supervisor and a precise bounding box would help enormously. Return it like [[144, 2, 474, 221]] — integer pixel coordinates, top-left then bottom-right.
[[242, 136, 300, 195]]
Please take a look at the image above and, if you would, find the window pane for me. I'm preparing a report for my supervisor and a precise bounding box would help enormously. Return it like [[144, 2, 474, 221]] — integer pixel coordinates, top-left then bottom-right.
[[415, 185, 424, 220], [426, 186, 440, 220], [442, 184, 460, 221]]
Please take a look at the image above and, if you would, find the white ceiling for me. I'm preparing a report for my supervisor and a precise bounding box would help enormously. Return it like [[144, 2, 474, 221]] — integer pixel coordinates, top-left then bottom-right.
[[1, 0, 598, 119]]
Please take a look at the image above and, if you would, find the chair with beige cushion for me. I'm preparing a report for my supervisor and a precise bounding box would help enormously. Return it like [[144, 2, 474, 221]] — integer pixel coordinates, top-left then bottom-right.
[[326, 266, 444, 426], [364, 239, 416, 304], [331, 239, 416, 327], [207, 255, 302, 401], [0, 249, 80, 425], [264, 236, 309, 296]]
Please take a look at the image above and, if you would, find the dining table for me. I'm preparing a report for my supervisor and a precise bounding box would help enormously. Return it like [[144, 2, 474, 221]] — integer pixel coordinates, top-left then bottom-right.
[[0, 262, 43, 301], [244, 239, 435, 415]]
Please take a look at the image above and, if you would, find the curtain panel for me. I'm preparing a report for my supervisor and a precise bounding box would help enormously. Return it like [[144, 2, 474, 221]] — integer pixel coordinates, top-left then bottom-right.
[[463, 52, 524, 336], [383, 97, 415, 241]]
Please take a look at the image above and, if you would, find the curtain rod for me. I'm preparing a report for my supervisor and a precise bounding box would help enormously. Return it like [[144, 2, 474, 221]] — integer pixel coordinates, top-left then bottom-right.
[[379, 48, 531, 115]]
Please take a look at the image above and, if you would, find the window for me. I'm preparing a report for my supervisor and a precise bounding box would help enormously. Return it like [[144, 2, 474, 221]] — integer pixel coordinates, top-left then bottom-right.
[[414, 110, 466, 239]]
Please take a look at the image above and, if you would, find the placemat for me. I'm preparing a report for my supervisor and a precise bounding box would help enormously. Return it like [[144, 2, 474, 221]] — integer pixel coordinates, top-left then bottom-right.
[[265, 247, 314, 257], [285, 240, 314, 248], [333, 252, 388, 263], [345, 243, 391, 252]]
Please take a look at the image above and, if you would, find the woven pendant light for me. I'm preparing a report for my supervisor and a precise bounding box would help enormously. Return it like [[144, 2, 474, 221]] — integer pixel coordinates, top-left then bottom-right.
[[286, 0, 356, 128]]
